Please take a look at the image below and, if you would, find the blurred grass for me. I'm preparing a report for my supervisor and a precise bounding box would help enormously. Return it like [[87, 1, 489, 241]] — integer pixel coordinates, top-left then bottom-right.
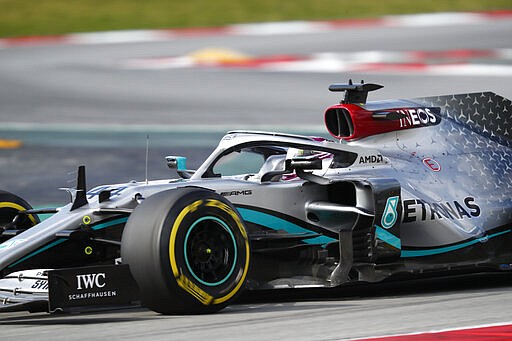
[[0, 0, 511, 38]]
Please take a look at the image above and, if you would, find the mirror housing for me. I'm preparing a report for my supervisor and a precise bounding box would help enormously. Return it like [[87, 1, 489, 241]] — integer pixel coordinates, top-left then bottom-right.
[[286, 157, 330, 185], [165, 156, 193, 179], [166, 156, 187, 171], [286, 157, 323, 171]]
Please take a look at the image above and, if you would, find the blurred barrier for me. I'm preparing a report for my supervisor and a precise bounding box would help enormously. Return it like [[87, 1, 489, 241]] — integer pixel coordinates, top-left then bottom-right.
[[1, 11, 512, 48]]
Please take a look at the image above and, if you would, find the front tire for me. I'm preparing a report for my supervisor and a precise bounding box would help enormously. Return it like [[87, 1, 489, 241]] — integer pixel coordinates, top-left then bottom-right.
[[121, 188, 250, 314], [0, 190, 39, 231]]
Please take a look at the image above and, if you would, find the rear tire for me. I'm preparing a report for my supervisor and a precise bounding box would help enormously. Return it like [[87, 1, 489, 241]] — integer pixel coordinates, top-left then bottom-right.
[[0, 190, 39, 231], [121, 188, 250, 314]]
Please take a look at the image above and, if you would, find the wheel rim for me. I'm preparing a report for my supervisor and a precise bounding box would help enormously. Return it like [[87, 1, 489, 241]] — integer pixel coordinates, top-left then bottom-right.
[[184, 216, 237, 287], [0, 208, 16, 228], [0, 202, 38, 228]]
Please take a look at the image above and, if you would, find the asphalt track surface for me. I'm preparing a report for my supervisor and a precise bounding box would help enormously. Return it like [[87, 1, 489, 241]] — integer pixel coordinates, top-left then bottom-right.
[[1, 14, 512, 339], [1, 274, 512, 340]]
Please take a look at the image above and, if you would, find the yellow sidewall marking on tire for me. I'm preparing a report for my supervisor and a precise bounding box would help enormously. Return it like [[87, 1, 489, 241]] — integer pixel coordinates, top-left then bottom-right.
[[169, 198, 250, 306], [0, 202, 38, 225], [84, 246, 93, 255], [175, 272, 214, 305]]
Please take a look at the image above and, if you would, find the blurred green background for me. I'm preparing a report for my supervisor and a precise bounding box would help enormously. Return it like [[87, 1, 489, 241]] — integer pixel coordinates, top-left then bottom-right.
[[1, 0, 511, 37]]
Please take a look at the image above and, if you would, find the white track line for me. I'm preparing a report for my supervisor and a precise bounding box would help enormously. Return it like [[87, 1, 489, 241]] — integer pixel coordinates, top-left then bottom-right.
[[344, 321, 512, 341]]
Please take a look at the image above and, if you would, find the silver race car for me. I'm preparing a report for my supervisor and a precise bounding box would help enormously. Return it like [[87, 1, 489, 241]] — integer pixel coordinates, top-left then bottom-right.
[[0, 81, 510, 314]]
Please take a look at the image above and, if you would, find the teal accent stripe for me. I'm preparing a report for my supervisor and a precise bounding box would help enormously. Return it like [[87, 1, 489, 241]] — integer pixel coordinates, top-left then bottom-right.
[[8, 216, 129, 268], [91, 217, 128, 231], [237, 207, 335, 245], [401, 229, 511, 258], [375, 225, 401, 249], [8, 239, 66, 268]]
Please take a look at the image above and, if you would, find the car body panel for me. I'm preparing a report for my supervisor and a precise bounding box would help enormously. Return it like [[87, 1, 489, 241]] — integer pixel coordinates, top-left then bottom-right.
[[1, 85, 510, 312]]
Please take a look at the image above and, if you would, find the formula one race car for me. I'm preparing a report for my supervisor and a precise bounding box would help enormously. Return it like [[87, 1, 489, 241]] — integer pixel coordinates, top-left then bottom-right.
[[0, 81, 511, 314]]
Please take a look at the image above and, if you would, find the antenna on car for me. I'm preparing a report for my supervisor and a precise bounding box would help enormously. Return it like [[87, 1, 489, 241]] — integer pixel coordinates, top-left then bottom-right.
[[145, 134, 149, 185], [328, 79, 383, 104]]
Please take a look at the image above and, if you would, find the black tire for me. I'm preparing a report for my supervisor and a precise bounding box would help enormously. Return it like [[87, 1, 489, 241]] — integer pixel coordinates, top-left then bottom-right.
[[121, 188, 251, 314], [0, 190, 39, 231]]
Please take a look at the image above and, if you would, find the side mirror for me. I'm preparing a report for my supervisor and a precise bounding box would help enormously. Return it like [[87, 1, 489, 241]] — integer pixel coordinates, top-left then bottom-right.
[[286, 156, 330, 185], [165, 156, 194, 179], [286, 157, 323, 171], [165, 156, 187, 171], [259, 156, 323, 183]]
